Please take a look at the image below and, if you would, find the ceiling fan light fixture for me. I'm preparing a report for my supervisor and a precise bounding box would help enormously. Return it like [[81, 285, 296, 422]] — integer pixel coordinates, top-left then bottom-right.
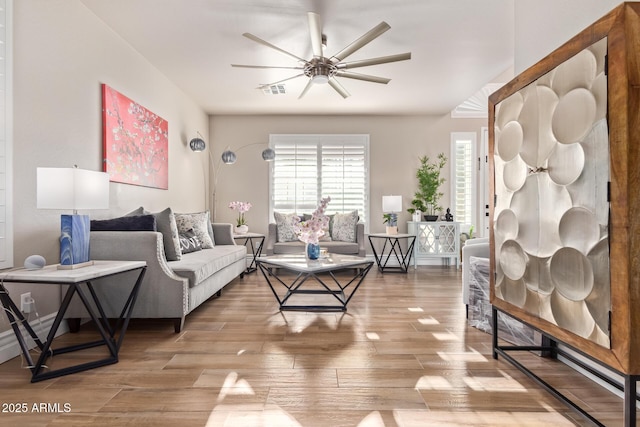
[[308, 61, 333, 84], [312, 74, 329, 84]]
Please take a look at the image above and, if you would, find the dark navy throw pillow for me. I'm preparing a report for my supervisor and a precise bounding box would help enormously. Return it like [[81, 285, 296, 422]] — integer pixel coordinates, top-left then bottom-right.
[[90, 214, 157, 231]]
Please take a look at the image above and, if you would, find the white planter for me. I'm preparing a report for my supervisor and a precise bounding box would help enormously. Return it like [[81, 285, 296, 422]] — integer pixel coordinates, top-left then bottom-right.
[[235, 225, 249, 234]]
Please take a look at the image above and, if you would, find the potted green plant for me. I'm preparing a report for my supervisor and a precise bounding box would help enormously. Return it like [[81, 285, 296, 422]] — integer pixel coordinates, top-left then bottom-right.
[[407, 153, 447, 221], [383, 213, 398, 234]]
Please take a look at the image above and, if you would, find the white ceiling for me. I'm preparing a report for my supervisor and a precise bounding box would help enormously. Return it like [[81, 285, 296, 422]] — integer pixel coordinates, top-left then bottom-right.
[[81, 0, 514, 115]]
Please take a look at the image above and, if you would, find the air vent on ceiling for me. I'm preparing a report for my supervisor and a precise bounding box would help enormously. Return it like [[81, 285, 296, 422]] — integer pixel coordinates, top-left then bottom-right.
[[261, 84, 286, 95]]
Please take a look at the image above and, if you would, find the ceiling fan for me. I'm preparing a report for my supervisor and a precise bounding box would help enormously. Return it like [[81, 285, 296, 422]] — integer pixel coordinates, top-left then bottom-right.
[[231, 12, 411, 99]]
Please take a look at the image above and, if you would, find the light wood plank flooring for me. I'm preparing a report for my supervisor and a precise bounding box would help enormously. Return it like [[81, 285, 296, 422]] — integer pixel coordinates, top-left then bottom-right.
[[0, 266, 633, 426]]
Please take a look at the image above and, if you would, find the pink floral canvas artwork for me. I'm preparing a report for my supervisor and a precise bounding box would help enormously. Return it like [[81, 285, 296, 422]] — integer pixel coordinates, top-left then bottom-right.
[[102, 84, 169, 189]]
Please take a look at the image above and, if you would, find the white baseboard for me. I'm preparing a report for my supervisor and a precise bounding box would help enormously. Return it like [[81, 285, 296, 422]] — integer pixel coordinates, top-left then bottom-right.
[[0, 312, 68, 364]]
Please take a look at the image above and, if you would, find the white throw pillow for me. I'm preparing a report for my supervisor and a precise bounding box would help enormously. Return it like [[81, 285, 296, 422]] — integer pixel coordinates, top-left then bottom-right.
[[274, 212, 300, 242], [331, 211, 358, 243], [175, 211, 214, 249]]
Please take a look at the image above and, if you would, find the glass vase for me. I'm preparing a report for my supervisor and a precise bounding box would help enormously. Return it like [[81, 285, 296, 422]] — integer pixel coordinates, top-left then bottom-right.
[[306, 243, 320, 260]]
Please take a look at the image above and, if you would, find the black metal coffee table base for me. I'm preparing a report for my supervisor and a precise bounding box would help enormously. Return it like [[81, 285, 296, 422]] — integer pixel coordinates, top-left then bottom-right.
[[257, 256, 373, 311]]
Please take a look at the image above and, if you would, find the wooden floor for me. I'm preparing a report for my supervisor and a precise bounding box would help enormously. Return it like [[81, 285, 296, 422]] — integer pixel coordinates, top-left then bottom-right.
[[0, 266, 633, 426]]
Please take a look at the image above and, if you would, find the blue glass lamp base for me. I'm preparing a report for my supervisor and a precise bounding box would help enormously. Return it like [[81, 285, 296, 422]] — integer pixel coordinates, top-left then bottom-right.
[[60, 214, 91, 266]]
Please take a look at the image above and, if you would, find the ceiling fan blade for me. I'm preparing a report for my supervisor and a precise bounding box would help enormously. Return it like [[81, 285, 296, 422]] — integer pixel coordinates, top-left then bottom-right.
[[329, 21, 391, 63], [232, 64, 304, 70], [328, 78, 350, 98], [298, 79, 314, 99], [336, 52, 411, 69], [334, 71, 390, 84], [308, 12, 323, 58], [242, 32, 308, 63], [257, 74, 305, 89]]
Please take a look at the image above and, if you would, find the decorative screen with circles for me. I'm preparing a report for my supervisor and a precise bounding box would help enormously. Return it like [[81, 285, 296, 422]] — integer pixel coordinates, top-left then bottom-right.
[[493, 38, 611, 348]]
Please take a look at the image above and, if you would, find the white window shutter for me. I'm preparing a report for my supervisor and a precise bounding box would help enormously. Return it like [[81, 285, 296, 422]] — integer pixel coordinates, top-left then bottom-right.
[[269, 134, 369, 229]]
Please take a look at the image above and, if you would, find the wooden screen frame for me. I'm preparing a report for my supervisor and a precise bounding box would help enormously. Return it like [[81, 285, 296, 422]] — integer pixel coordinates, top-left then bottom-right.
[[489, 2, 640, 375]]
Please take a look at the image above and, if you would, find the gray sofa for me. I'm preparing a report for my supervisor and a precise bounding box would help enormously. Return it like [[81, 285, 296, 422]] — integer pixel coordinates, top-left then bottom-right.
[[265, 222, 366, 256], [64, 223, 246, 333]]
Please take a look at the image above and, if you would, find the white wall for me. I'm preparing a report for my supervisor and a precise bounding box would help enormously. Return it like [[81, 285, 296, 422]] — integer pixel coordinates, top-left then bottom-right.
[[514, 0, 622, 74], [7, 0, 209, 330], [209, 114, 486, 238]]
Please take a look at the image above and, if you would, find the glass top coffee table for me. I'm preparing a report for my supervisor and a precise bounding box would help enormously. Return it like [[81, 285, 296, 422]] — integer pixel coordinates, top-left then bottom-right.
[[256, 254, 373, 311]]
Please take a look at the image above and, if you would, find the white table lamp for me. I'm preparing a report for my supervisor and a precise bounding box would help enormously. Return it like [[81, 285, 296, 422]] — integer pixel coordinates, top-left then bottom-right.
[[382, 195, 402, 234], [382, 195, 402, 214], [37, 167, 110, 268]]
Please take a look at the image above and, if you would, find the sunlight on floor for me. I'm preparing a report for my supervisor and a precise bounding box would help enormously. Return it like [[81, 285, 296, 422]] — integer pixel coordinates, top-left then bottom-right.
[[414, 375, 454, 390], [393, 409, 579, 426], [355, 411, 386, 426], [206, 406, 303, 427], [366, 332, 380, 340], [407, 307, 424, 312], [432, 331, 460, 341], [437, 348, 487, 362], [415, 369, 527, 392], [217, 372, 255, 403], [463, 369, 527, 392], [418, 316, 440, 325]]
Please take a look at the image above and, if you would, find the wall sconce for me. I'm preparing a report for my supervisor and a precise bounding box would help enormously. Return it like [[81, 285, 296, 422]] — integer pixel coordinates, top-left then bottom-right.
[[189, 134, 275, 220], [37, 166, 110, 268]]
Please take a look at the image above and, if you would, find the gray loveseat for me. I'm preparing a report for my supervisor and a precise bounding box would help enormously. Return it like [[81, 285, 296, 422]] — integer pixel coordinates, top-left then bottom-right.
[[265, 222, 366, 256], [64, 223, 246, 333]]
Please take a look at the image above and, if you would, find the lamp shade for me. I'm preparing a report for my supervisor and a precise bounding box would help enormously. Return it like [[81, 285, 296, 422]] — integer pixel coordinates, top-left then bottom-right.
[[37, 167, 110, 211], [262, 147, 276, 161], [221, 150, 237, 164], [382, 195, 402, 213], [189, 137, 206, 152]]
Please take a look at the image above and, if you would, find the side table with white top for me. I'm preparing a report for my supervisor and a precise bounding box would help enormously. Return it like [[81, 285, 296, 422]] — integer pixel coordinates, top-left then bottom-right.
[[0, 260, 146, 382], [233, 232, 265, 274]]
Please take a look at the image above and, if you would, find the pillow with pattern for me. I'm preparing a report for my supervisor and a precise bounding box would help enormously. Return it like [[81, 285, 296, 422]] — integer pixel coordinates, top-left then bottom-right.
[[175, 211, 214, 249], [143, 207, 182, 261], [179, 229, 202, 254], [274, 212, 300, 242], [331, 210, 359, 242]]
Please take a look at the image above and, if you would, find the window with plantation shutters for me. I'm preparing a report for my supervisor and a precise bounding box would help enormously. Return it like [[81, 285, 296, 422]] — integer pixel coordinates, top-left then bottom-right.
[[269, 134, 369, 230], [450, 132, 476, 229]]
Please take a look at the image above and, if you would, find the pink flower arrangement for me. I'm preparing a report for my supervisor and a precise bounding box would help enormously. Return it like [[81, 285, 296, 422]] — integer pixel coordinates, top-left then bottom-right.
[[228, 201, 252, 226], [293, 196, 331, 244]]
